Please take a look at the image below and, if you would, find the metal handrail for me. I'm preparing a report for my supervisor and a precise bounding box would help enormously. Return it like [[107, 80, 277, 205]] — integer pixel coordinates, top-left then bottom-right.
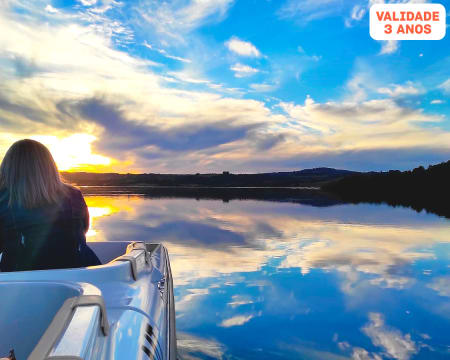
[[163, 246, 177, 360], [28, 295, 109, 360], [113, 248, 148, 280]]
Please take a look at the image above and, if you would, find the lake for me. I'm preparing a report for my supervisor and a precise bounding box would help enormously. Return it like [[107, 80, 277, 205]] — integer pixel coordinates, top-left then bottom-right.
[[84, 193, 450, 360]]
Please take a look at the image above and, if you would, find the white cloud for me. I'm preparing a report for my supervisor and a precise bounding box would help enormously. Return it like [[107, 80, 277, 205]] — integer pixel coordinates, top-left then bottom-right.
[[345, 63, 418, 102], [167, 70, 211, 84], [428, 276, 450, 297], [278, 0, 343, 23], [177, 332, 225, 360], [346, 73, 371, 102], [250, 82, 278, 92], [230, 63, 259, 78], [277, 220, 442, 289], [178, 0, 234, 29], [362, 313, 418, 360], [430, 99, 444, 105], [227, 295, 254, 308], [45, 4, 59, 13], [143, 41, 191, 63], [219, 314, 254, 327], [141, 0, 234, 39], [225, 37, 261, 57], [439, 78, 450, 93], [380, 40, 399, 55], [176, 288, 209, 311], [351, 5, 366, 20], [352, 347, 383, 360], [78, 0, 97, 5], [278, 95, 449, 172], [345, 4, 366, 27], [377, 82, 421, 97]]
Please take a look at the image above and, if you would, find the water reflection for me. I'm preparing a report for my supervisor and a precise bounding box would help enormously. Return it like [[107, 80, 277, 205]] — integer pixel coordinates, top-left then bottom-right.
[[85, 196, 450, 359]]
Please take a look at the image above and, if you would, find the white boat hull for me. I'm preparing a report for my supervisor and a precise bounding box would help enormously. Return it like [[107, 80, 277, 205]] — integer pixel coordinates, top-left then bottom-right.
[[0, 242, 177, 360]]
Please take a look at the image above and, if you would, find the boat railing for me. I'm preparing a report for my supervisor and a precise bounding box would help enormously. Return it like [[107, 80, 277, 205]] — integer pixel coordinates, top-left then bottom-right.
[[28, 283, 109, 360], [112, 241, 154, 280], [0, 242, 177, 360], [162, 246, 177, 360]]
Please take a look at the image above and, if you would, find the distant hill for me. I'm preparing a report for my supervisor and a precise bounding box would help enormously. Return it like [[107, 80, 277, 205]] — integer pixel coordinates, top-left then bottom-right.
[[323, 160, 450, 218], [61, 167, 358, 188], [62, 162, 450, 218]]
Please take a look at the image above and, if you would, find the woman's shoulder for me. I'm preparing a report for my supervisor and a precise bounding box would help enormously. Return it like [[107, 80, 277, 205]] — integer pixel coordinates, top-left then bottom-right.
[[63, 183, 82, 196], [62, 184, 85, 204]]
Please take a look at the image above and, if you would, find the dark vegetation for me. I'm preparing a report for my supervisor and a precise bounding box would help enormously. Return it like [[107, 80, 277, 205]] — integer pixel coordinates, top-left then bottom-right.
[[63, 161, 450, 218], [61, 167, 357, 187], [323, 160, 450, 218]]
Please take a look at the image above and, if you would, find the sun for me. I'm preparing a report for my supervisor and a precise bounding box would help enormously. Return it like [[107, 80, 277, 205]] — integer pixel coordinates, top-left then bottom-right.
[[31, 133, 112, 172]]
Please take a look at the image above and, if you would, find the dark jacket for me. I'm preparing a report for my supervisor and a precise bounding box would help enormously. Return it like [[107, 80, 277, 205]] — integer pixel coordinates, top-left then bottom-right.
[[0, 184, 100, 272]]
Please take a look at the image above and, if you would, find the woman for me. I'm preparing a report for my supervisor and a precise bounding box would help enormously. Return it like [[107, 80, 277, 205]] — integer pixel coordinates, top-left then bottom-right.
[[0, 139, 100, 272]]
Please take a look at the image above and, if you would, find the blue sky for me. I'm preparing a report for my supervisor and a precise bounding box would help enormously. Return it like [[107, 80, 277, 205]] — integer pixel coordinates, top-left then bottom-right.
[[0, 0, 449, 173]]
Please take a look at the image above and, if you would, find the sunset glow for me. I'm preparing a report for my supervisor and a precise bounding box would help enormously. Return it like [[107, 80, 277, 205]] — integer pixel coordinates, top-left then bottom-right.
[[31, 134, 112, 172], [84, 197, 120, 238], [0, 1, 448, 173]]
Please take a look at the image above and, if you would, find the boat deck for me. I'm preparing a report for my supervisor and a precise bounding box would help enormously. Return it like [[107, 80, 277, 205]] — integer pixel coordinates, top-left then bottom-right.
[[0, 242, 177, 360]]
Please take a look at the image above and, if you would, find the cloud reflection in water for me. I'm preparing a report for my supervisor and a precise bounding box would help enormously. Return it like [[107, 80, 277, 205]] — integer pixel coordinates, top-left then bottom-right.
[[85, 195, 450, 359]]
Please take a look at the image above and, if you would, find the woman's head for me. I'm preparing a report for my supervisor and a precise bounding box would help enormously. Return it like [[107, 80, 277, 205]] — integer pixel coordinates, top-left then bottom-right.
[[0, 139, 67, 208]]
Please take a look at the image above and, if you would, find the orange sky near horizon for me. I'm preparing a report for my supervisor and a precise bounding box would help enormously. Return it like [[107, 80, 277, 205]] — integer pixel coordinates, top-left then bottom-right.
[[0, 133, 122, 173]]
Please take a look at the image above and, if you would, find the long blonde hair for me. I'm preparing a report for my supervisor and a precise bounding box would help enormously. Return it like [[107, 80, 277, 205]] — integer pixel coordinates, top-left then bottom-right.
[[0, 139, 68, 208]]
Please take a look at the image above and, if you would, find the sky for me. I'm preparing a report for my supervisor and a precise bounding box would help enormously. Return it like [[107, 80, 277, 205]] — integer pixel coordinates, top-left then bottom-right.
[[0, 0, 449, 173]]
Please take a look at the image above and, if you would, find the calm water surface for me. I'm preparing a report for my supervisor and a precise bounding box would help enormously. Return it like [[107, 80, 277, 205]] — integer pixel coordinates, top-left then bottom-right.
[[84, 195, 450, 360]]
